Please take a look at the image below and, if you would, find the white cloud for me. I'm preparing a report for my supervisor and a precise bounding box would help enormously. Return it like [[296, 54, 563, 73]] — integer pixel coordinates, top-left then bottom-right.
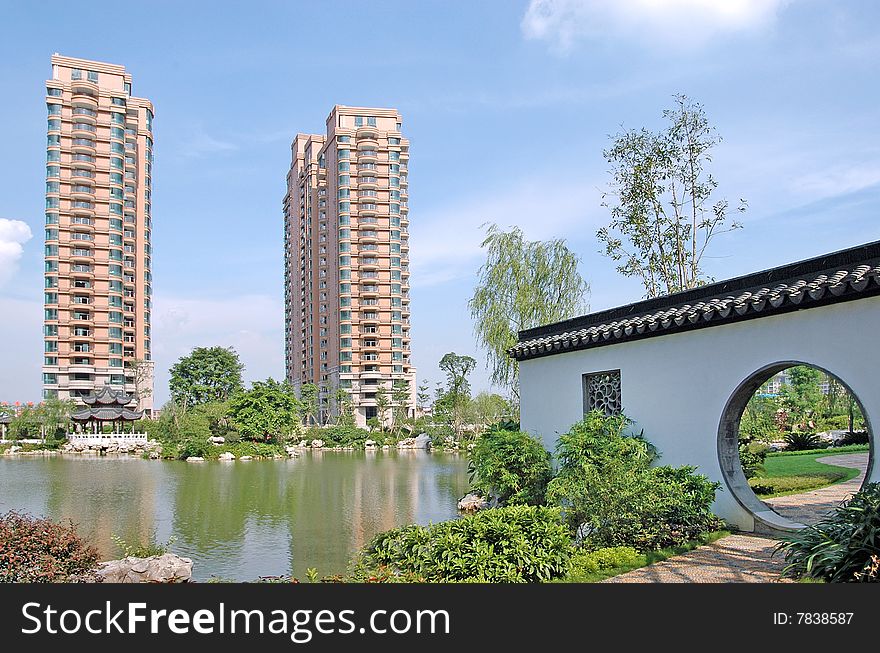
[[790, 163, 880, 200], [176, 129, 238, 158], [0, 218, 33, 286], [522, 0, 793, 53], [151, 293, 285, 405], [409, 175, 604, 287]]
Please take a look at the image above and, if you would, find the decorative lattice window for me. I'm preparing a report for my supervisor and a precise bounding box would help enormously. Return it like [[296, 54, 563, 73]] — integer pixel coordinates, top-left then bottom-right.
[[583, 370, 622, 416]]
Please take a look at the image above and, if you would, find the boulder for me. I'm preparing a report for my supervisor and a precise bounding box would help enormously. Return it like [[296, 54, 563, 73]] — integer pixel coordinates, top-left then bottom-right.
[[95, 553, 193, 583], [148, 451, 160, 460], [414, 433, 432, 449], [218, 452, 236, 461], [364, 439, 377, 448], [239, 455, 253, 461], [285, 446, 300, 458], [4, 446, 21, 455], [209, 436, 225, 445], [72, 441, 86, 452], [185, 456, 205, 462], [311, 439, 325, 449], [457, 493, 489, 512], [299, 440, 308, 447]]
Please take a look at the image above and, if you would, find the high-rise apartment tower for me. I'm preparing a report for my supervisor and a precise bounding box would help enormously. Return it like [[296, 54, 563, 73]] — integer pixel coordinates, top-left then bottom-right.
[[42, 54, 154, 413], [283, 106, 415, 427]]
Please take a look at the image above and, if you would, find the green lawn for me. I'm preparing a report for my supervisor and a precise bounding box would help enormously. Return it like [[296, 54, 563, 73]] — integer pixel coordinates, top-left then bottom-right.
[[749, 450, 863, 498]]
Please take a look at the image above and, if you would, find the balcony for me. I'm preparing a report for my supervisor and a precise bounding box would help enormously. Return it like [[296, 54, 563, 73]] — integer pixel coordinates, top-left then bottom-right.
[[357, 149, 379, 162], [357, 164, 377, 174], [356, 125, 379, 140], [357, 138, 379, 150]]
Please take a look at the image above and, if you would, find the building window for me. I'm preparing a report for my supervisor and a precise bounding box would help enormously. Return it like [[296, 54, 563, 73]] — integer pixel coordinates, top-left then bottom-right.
[[583, 370, 622, 416]]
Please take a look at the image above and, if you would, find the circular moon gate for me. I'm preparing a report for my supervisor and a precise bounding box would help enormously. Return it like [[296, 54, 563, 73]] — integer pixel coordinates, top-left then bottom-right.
[[717, 361, 874, 534]]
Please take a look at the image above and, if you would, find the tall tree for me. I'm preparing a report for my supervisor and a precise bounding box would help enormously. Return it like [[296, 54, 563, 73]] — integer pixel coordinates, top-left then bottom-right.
[[437, 352, 477, 438], [334, 387, 354, 426], [299, 383, 319, 426], [38, 397, 77, 440], [598, 94, 746, 298], [374, 384, 391, 430], [469, 224, 589, 395], [126, 358, 153, 408], [228, 379, 302, 443], [779, 366, 824, 432], [416, 380, 432, 416], [390, 378, 411, 433], [169, 346, 244, 409]]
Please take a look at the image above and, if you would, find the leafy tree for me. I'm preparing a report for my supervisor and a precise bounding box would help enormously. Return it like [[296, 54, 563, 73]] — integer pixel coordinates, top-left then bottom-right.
[[390, 378, 411, 433], [126, 358, 153, 407], [469, 391, 512, 428], [436, 353, 477, 438], [299, 383, 319, 426], [598, 94, 745, 298], [468, 428, 552, 506], [38, 398, 77, 440], [469, 224, 589, 395], [779, 366, 824, 433], [228, 379, 302, 443], [9, 405, 40, 439], [416, 380, 431, 415], [374, 385, 390, 430], [334, 387, 354, 426], [169, 347, 244, 409]]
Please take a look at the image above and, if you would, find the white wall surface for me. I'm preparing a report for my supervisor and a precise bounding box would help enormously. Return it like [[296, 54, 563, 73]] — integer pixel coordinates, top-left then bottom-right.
[[519, 297, 880, 531]]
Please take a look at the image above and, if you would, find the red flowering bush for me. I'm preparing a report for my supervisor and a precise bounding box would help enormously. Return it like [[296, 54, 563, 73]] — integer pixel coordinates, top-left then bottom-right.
[[0, 511, 98, 583]]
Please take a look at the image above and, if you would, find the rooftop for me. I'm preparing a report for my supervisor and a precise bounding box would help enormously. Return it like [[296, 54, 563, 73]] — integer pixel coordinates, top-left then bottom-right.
[[510, 240, 880, 362]]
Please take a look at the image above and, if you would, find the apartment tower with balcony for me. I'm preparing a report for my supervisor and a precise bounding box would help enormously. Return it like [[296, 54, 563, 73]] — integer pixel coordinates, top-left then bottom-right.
[[284, 106, 414, 427], [43, 54, 154, 413]]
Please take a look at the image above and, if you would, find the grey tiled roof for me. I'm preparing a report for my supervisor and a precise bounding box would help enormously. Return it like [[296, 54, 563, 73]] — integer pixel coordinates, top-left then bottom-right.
[[82, 384, 135, 407], [510, 241, 880, 362], [71, 407, 143, 421]]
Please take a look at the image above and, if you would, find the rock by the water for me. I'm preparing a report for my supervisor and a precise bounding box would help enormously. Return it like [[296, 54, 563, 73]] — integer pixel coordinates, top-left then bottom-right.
[[311, 439, 325, 449], [95, 553, 193, 583], [299, 440, 308, 447], [209, 436, 225, 445], [285, 446, 300, 458], [218, 452, 236, 461], [238, 455, 253, 461], [457, 493, 489, 512], [185, 456, 205, 462], [364, 439, 377, 448], [397, 434, 432, 450]]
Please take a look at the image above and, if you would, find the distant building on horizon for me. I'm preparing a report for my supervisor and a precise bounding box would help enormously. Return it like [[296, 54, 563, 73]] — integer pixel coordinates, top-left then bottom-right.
[[42, 54, 154, 414], [283, 106, 415, 426]]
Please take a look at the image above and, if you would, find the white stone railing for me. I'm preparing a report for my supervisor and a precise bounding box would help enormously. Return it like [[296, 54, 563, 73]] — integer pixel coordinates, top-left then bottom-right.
[[67, 433, 148, 446]]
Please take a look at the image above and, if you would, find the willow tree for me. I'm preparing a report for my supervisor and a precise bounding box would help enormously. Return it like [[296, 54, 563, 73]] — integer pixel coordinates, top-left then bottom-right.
[[598, 94, 746, 298], [468, 224, 589, 396]]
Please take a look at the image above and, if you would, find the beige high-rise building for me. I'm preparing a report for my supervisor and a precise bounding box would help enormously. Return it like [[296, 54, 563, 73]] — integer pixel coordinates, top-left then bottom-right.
[[284, 106, 415, 427], [42, 54, 154, 413]]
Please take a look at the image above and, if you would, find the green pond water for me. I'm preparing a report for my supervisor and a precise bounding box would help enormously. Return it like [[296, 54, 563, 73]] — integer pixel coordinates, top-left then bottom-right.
[[0, 451, 469, 581]]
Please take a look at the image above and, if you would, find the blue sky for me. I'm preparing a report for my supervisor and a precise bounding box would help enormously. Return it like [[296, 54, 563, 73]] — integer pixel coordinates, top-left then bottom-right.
[[1, 0, 879, 404]]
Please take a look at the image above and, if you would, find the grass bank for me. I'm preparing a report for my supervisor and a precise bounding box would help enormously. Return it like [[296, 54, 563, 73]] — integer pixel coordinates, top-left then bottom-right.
[[750, 450, 865, 497]]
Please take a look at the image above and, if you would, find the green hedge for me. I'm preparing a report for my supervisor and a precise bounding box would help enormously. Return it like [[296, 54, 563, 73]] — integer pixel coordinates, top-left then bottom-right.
[[350, 505, 572, 583]]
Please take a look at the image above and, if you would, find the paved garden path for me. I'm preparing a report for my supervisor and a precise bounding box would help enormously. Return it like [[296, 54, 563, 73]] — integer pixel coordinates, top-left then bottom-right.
[[605, 452, 869, 583], [602, 534, 788, 583], [762, 452, 868, 525]]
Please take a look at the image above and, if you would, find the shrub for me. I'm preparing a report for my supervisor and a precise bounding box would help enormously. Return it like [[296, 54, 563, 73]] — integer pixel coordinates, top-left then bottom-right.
[[468, 428, 552, 506], [567, 546, 644, 579], [546, 411, 721, 551], [738, 438, 768, 479], [839, 431, 870, 446], [178, 437, 210, 459], [0, 511, 98, 582], [776, 482, 880, 583], [783, 430, 825, 451], [111, 534, 177, 558], [350, 505, 572, 583], [220, 441, 285, 458]]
